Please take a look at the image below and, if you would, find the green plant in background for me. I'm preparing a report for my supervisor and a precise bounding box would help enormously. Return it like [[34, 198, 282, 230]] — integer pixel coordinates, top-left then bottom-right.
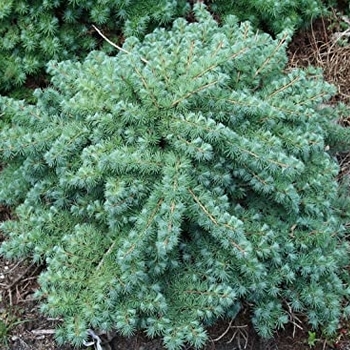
[[1, 3, 350, 349], [0, 311, 10, 348], [307, 331, 318, 347], [0, 308, 28, 349], [0, 319, 11, 348], [0, 0, 188, 98], [206, 0, 331, 34]]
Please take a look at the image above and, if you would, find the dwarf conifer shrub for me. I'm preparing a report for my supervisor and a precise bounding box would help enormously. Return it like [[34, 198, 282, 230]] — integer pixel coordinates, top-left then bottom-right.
[[207, 0, 330, 34], [1, 4, 350, 349], [0, 0, 187, 96]]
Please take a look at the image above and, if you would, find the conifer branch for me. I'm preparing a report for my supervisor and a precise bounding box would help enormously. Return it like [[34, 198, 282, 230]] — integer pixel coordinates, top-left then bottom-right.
[[186, 41, 195, 71], [132, 65, 161, 108], [253, 32, 289, 78], [224, 94, 321, 127], [193, 47, 248, 80], [250, 170, 268, 187], [179, 116, 290, 169], [0, 134, 57, 156], [210, 41, 224, 58], [171, 80, 219, 107], [122, 198, 163, 259], [177, 136, 206, 154], [96, 239, 117, 272], [297, 93, 328, 106], [188, 189, 220, 226], [166, 202, 177, 237], [188, 188, 244, 253], [267, 76, 300, 99]]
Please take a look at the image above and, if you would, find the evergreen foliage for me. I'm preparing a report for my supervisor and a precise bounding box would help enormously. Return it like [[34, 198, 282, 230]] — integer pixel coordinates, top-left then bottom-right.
[[206, 0, 331, 34], [0, 0, 188, 96], [1, 4, 350, 349]]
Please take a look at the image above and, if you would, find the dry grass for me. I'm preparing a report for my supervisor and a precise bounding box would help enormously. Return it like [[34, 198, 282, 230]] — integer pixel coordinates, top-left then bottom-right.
[[288, 11, 350, 105], [288, 11, 350, 185]]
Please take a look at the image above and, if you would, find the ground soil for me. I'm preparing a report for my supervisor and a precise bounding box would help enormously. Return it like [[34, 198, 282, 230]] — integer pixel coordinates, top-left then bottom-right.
[[1, 9, 350, 350]]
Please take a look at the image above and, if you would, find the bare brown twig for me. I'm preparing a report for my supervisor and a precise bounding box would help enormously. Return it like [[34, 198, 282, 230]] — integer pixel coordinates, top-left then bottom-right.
[[92, 25, 149, 64]]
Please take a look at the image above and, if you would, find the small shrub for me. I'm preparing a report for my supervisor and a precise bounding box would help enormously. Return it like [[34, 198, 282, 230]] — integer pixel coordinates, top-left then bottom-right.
[[1, 4, 350, 349]]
